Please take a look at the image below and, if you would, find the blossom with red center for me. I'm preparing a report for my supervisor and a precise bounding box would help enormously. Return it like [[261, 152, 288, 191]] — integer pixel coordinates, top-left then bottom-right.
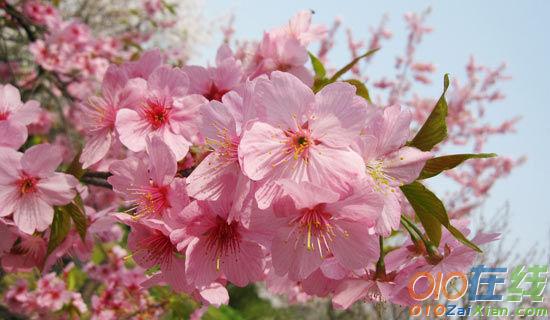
[[171, 199, 265, 287], [109, 136, 188, 219], [0, 144, 78, 234], [116, 65, 206, 160], [269, 180, 382, 281], [183, 44, 243, 102], [239, 72, 368, 209], [80, 64, 148, 169], [2, 230, 47, 272], [115, 214, 191, 293]]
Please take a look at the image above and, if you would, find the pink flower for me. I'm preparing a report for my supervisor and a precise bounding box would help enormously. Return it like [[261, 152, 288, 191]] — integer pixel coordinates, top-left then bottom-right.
[[117, 215, 190, 293], [277, 10, 327, 46], [184, 45, 243, 101], [269, 180, 382, 280], [2, 232, 47, 272], [0, 144, 78, 234], [239, 72, 368, 209], [187, 82, 258, 223], [355, 105, 433, 236], [172, 199, 265, 287], [35, 272, 72, 311], [108, 136, 188, 219], [0, 84, 41, 125], [115, 66, 205, 159], [332, 267, 416, 309], [246, 11, 324, 85], [248, 32, 312, 85], [80, 65, 147, 168]]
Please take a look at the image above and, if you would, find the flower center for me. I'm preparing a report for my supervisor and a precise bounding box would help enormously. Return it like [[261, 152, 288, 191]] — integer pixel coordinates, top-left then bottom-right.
[[204, 83, 228, 102], [136, 230, 175, 267], [290, 204, 337, 256], [143, 98, 171, 130], [285, 129, 313, 161], [366, 160, 396, 193], [17, 175, 38, 195], [131, 182, 170, 219], [0, 111, 9, 121], [206, 126, 239, 163], [204, 217, 241, 271]]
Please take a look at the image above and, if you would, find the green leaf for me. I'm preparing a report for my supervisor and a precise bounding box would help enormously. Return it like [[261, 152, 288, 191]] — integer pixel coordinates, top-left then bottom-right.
[[313, 77, 330, 93], [343, 79, 372, 103], [408, 74, 450, 151], [418, 153, 497, 179], [47, 208, 72, 254], [308, 52, 326, 79], [328, 48, 379, 82], [401, 182, 444, 246], [448, 225, 482, 252], [400, 181, 482, 252], [63, 194, 88, 241]]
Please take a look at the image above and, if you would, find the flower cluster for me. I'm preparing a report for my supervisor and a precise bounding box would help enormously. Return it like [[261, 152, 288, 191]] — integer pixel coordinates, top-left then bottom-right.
[[3, 264, 87, 318], [0, 3, 513, 317]]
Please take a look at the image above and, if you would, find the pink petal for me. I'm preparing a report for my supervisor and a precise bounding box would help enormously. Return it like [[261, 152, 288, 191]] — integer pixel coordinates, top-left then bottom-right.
[[115, 108, 149, 152], [320, 257, 348, 280], [200, 100, 237, 143], [182, 65, 211, 95], [271, 227, 323, 280], [239, 121, 287, 181], [256, 71, 314, 131], [146, 135, 177, 186], [185, 238, 219, 286], [329, 219, 378, 270], [278, 179, 339, 209], [366, 105, 412, 156], [11, 100, 41, 125], [37, 173, 78, 206], [0, 84, 22, 111], [0, 185, 18, 217], [382, 146, 433, 184], [186, 153, 240, 201], [325, 180, 382, 222], [374, 194, 401, 236], [199, 282, 229, 307], [222, 240, 264, 287], [126, 49, 163, 79], [333, 279, 370, 309], [160, 256, 191, 293], [13, 195, 54, 234], [0, 121, 27, 150], [80, 130, 112, 169], [311, 82, 367, 147], [159, 128, 190, 160], [307, 146, 366, 196], [21, 144, 62, 177], [0, 147, 22, 184], [148, 66, 189, 97]]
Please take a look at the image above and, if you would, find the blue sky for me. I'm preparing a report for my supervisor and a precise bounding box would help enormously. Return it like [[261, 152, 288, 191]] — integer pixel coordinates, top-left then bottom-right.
[[193, 0, 550, 254]]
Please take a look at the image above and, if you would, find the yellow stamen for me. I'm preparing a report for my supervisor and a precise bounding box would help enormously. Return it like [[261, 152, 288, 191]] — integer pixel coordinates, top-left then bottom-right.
[[307, 223, 313, 251]]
